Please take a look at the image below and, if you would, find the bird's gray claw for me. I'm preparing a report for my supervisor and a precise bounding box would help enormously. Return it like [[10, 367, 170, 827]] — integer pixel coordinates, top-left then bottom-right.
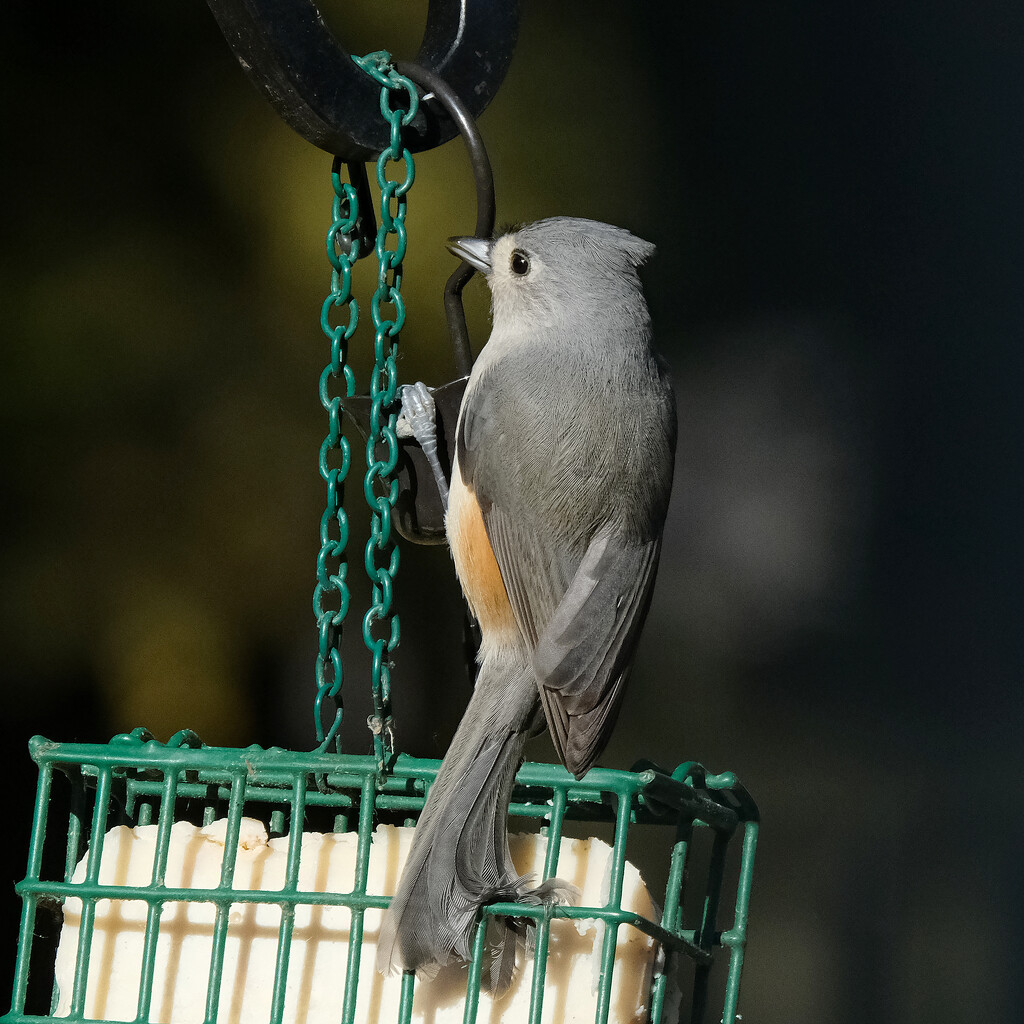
[[397, 381, 449, 509], [397, 381, 437, 445]]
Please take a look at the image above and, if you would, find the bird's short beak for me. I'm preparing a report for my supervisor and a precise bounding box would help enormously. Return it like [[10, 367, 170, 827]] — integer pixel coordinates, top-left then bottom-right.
[[446, 236, 492, 273]]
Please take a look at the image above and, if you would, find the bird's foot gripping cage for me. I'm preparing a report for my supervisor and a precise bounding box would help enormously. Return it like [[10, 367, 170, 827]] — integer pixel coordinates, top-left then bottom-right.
[[6, 733, 757, 1024], [4, 4, 759, 1022]]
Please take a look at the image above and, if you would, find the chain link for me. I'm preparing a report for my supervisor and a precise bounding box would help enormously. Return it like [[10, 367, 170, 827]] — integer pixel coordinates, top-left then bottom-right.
[[351, 52, 418, 774], [312, 157, 362, 753], [311, 53, 417, 767]]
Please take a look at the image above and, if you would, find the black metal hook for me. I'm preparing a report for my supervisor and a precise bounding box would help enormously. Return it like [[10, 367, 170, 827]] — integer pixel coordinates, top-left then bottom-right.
[[206, 0, 520, 162], [396, 60, 495, 376]]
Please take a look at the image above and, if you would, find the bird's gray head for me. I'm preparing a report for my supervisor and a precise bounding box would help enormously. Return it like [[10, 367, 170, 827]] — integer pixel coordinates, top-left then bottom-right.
[[447, 217, 655, 331]]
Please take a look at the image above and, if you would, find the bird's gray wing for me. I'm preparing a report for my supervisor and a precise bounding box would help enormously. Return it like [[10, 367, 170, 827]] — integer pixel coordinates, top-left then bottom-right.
[[459, 373, 662, 778], [528, 528, 661, 778]]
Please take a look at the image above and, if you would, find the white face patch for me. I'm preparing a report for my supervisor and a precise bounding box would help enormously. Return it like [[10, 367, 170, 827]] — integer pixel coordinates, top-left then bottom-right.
[[486, 234, 550, 326], [488, 234, 549, 288], [488, 234, 517, 276]]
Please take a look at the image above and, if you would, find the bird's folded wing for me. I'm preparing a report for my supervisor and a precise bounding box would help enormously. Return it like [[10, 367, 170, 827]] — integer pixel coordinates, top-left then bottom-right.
[[484, 503, 660, 779], [529, 531, 660, 778]]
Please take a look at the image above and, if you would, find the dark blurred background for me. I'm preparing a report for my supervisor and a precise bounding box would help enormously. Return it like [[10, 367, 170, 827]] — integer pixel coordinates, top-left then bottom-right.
[[3, 1, 1022, 1021]]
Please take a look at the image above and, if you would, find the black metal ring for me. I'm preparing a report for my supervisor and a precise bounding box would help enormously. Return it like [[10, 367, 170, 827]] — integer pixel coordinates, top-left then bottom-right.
[[206, 0, 520, 161]]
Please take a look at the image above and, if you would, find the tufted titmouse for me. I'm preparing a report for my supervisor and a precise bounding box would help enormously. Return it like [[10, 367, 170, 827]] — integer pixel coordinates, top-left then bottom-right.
[[377, 217, 677, 987]]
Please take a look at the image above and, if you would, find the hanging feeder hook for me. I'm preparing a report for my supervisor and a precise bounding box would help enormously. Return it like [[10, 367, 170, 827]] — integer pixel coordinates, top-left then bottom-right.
[[395, 59, 495, 377], [205, 0, 520, 162]]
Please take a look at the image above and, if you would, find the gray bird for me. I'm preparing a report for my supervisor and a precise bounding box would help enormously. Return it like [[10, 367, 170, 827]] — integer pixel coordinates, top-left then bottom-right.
[[377, 217, 677, 988]]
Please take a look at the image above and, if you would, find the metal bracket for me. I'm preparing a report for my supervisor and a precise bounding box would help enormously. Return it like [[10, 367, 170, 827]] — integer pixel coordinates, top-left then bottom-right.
[[205, 0, 520, 161]]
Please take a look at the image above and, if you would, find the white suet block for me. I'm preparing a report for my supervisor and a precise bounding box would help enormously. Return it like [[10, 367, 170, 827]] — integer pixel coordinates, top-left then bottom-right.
[[55, 819, 660, 1023]]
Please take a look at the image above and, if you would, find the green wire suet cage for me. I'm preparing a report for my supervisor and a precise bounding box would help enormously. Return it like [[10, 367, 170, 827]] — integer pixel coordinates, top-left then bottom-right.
[[4, 11, 758, 1024]]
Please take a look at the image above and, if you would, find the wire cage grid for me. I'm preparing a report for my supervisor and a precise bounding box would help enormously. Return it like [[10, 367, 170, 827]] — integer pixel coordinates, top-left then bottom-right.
[[4, 731, 757, 1024]]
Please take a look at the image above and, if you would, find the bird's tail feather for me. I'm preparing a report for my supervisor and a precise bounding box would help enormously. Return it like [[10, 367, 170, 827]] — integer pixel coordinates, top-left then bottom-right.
[[377, 657, 576, 989]]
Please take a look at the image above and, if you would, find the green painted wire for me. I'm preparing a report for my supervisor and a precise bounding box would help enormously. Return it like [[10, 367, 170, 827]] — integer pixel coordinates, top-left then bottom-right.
[[9, 763, 52, 1016], [267, 775, 307, 1024], [135, 770, 179, 1022]]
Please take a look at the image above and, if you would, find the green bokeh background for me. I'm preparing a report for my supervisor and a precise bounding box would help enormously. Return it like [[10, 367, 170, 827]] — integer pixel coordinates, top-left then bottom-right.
[[3, 2, 1021, 1022]]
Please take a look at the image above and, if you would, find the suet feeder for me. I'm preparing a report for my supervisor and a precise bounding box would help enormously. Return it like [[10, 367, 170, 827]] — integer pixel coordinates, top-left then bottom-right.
[[3, 3, 759, 1023]]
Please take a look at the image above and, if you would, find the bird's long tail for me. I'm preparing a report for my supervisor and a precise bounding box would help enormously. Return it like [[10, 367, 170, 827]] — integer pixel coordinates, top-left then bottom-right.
[[376, 651, 575, 989]]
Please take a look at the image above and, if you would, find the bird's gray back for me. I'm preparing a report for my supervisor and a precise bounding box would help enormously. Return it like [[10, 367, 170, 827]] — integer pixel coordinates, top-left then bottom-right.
[[461, 324, 676, 555]]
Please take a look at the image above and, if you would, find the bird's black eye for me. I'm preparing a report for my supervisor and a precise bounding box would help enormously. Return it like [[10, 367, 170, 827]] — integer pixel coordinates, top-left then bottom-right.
[[509, 249, 530, 276]]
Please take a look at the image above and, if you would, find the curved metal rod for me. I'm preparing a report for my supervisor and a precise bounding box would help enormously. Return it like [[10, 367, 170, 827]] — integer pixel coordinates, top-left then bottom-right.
[[396, 60, 495, 375], [206, 0, 520, 162]]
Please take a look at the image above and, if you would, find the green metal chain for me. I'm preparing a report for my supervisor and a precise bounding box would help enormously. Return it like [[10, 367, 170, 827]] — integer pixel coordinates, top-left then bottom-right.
[[313, 158, 361, 753], [312, 51, 417, 767], [354, 51, 418, 775]]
